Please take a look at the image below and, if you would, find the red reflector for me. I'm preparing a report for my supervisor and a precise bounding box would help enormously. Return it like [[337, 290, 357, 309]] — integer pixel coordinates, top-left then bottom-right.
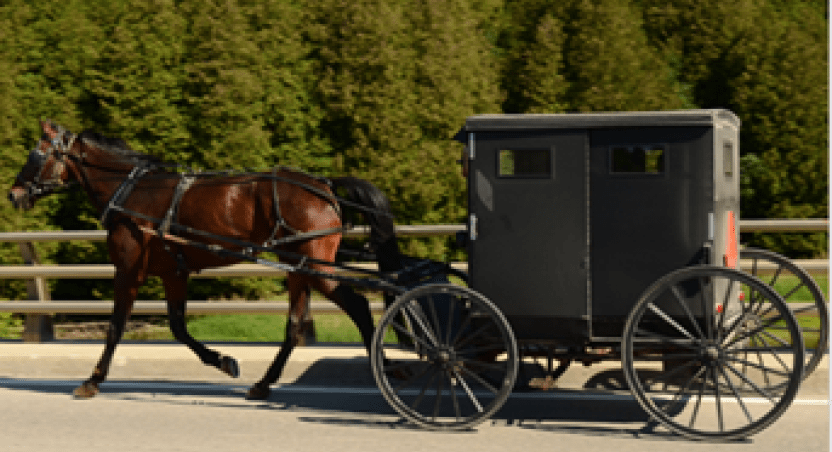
[[716, 304, 723, 313]]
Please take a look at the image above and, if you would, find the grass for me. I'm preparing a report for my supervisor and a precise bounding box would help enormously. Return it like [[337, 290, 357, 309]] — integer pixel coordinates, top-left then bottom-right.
[[55, 313, 399, 343], [765, 274, 828, 302], [184, 314, 398, 343]]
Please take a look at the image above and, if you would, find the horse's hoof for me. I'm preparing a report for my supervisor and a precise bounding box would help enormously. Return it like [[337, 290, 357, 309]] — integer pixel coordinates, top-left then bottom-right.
[[73, 382, 99, 399], [220, 355, 240, 378], [245, 384, 270, 400]]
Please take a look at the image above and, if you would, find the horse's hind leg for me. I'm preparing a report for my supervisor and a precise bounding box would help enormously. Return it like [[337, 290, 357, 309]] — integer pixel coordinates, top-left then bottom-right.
[[74, 271, 139, 398], [246, 274, 312, 400], [163, 274, 239, 378]]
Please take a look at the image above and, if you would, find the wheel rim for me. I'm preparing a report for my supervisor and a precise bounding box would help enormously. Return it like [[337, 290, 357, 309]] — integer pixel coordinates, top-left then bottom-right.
[[739, 248, 828, 379], [622, 266, 804, 441], [371, 284, 518, 430]]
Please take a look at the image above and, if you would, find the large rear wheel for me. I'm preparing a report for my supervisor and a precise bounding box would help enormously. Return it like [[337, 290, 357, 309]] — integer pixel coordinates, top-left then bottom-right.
[[622, 266, 804, 441], [370, 283, 518, 430], [739, 248, 828, 379]]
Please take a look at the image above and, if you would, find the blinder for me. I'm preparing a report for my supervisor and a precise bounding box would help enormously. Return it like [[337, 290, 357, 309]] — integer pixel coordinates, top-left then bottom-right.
[[16, 131, 77, 198]]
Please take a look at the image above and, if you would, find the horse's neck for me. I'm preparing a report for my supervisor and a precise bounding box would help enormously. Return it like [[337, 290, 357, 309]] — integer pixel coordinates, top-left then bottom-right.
[[72, 150, 139, 215]]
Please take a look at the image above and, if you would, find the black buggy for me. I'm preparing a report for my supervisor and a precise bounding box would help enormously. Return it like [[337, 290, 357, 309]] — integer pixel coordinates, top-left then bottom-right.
[[367, 109, 828, 441]]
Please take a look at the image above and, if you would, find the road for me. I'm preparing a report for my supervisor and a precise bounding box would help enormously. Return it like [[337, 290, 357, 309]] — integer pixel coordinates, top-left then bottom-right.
[[0, 343, 827, 452]]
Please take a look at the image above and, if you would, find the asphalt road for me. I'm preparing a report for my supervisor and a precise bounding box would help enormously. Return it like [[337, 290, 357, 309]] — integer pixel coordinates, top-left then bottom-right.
[[0, 343, 827, 452]]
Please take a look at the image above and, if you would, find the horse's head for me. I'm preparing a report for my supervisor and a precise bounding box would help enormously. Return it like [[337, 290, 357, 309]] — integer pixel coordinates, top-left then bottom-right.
[[8, 120, 78, 210]]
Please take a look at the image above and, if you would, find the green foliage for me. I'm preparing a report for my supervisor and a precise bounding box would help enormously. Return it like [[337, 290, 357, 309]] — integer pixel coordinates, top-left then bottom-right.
[[0, 0, 826, 303]]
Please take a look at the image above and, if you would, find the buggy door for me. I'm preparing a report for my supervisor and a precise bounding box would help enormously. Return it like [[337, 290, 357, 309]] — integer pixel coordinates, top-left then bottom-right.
[[467, 130, 589, 341]]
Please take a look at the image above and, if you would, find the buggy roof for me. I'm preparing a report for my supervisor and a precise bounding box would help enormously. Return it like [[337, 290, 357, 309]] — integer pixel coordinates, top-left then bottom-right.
[[452, 109, 739, 143]]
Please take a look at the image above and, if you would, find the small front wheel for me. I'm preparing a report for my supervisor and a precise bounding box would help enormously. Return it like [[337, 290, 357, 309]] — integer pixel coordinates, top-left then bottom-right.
[[622, 266, 804, 441], [370, 283, 518, 430]]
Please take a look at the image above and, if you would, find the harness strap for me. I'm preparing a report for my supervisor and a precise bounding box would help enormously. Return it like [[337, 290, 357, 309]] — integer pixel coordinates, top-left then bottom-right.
[[263, 167, 299, 247], [100, 165, 150, 228], [261, 167, 344, 249], [159, 174, 196, 237]]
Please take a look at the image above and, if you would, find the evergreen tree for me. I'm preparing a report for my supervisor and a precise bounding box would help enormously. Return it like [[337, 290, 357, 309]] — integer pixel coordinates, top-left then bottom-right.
[[309, 0, 503, 256], [560, 0, 684, 112]]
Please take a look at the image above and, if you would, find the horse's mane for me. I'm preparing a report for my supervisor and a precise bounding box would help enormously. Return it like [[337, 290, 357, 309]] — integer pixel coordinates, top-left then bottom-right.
[[78, 130, 169, 167]]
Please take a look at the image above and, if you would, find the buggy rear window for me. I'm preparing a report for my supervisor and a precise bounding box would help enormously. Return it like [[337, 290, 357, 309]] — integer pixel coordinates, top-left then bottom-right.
[[610, 145, 665, 174], [498, 149, 552, 178]]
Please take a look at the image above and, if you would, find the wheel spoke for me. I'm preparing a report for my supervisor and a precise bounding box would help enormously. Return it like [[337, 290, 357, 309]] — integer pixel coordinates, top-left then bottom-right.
[[454, 321, 496, 350], [404, 303, 440, 348], [449, 372, 462, 421], [426, 295, 443, 346], [722, 361, 778, 403], [410, 367, 439, 411], [688, 370, 707, 428], [716, 364, 755, 423], [712, 366, 725, 432], [633, 328, 700, 349], [671, 285, 706, 339], [450, 306, 474, 348], [459, 366, 500, 395], [643, 359, 700, 387], [445, 296, 456, 345], [452, 369, 484, 413], [699, 277, 714, 340], [394, 361, 433, 393], [656, 366, 706, 415], [723, 355, 792, 379], [780, 282, 806, 301], [768, 265, 784, 288], [390, 320, 433, 351], [433, 371, 445, 421], [647, 302, 697, 341], [717, 280, 736, 343]]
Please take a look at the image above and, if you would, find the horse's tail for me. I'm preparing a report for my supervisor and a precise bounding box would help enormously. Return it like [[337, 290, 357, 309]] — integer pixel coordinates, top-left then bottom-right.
[[329, 176, 404, 272]]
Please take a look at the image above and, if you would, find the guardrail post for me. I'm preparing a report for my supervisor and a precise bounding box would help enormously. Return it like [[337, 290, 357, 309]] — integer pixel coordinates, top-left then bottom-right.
[[18, 242, 54, 342]]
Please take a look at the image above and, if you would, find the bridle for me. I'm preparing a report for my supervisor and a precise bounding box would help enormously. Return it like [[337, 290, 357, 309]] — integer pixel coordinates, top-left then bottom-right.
[[16, 130, 81, 198]]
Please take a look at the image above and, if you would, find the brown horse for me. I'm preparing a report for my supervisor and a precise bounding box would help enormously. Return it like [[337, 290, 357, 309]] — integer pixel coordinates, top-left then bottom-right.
[[8, 120, 403, 400]]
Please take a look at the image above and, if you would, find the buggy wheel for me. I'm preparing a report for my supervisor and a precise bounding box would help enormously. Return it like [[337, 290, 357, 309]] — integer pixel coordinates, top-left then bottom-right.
[[622, 266, 804, 441], [371, 283, 518, 430], [739, 248, 828, 379]]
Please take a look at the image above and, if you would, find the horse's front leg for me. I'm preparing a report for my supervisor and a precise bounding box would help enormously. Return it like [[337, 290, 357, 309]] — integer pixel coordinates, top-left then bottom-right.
[[74, 270, 140, 398], [163, 274, 239, 378]]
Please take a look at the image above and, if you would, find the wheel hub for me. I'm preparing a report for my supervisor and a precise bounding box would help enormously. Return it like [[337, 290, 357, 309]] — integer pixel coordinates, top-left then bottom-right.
[[431, 347, 456, 366]]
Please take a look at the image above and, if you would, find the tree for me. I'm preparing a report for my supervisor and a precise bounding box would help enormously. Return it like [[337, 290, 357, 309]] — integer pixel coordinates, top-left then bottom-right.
[[308, 0, 503, 256]]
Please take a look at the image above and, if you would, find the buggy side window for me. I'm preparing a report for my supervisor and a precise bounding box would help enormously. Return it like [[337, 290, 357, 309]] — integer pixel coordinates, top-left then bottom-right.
[[498, 149, 552, 178], [610, 145, 665, 174]]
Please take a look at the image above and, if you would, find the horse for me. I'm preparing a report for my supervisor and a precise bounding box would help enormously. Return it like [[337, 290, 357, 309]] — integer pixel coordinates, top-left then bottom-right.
[[8, 120, 405, 400]]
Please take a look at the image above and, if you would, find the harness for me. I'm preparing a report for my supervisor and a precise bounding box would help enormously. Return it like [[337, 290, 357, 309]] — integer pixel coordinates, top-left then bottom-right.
[[23, 130, 391, 276]]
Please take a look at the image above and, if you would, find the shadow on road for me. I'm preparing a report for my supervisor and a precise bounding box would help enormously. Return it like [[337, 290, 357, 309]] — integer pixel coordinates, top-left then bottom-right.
[[0, 357, 703, 443]]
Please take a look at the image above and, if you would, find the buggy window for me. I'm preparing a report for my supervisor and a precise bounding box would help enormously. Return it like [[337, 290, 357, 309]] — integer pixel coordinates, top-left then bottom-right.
[[610, 145, 665, 174], [498, 149, 552, 178]]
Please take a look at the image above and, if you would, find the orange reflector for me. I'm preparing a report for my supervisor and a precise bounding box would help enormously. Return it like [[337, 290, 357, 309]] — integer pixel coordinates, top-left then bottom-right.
[[724, 211, 738, 268]]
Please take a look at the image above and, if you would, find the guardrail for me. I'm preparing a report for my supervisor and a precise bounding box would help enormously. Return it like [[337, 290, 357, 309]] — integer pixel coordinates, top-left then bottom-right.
[[1, 219, 827, 341]]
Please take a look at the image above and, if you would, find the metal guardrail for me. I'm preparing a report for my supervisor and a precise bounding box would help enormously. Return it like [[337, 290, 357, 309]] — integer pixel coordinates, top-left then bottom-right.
[[0, 219, 827, 341], [0, 219, 826, 243]]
